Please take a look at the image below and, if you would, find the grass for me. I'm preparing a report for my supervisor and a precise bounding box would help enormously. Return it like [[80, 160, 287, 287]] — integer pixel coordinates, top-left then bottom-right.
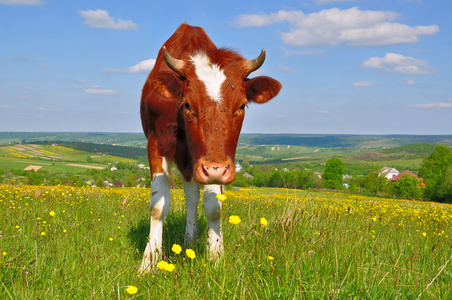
[[1, 185, 452, 299]]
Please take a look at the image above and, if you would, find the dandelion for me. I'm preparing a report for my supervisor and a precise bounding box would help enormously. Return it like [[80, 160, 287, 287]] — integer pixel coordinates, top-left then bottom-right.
[[216, 194, 227, 202], [49, 211, 55, 217], [372, 216, 377, 222], [422, 232, 427, 237], [268, 256, 274, 260], [260, 217, 268, 227], [126, 285, 138, 295], [172, 244, 182, 254], [109, 237, 113, 241], [165, 263, 176, 272], [41, 232, 45, 236], [63, 229, 67, 233], [229, 215, 241, 225], [2, 252, 7, 256], [186, 249, 196, 259], [157, 261, 169, 270]]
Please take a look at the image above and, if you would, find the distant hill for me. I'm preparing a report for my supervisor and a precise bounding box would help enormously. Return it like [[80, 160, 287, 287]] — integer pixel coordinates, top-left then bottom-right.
[[0, 132, 147, 147], [1, 132, 451, 148], [238, 134, 452, 148]]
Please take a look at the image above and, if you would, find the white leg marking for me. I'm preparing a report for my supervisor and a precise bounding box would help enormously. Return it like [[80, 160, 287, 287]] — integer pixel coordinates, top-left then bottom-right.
[[139, 173, 170, 274], [203, 184, 223, 259], [183, 179, 200, 247]]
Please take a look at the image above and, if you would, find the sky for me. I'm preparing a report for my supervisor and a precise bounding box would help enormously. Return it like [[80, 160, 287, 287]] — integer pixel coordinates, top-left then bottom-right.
[[0, 0, 451, 135]]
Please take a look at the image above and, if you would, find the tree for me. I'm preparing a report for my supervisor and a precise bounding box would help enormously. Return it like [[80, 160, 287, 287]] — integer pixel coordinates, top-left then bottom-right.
[[360, 166, 390, 195], [432, 165, 452, 203], [418, 145, 452, 202], [391, 174, 422, 199], [323, 157, 345, 190]]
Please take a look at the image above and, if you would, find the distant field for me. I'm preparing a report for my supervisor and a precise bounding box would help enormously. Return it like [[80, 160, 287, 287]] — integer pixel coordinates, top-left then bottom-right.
[[0, 133, 451, 176], [0, 143, 136, 173]]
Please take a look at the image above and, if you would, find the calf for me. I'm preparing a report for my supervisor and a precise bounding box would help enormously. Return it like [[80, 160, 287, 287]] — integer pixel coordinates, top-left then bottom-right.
[[139, 24, 281, 273]]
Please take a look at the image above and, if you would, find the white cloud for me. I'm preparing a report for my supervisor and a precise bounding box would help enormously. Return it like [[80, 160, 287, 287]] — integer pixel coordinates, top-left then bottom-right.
[[38, 107, 60, 111], [1, 104, 11, 108], [103, 58, 155, 73], [85, 88, 118, 95], [0, 0, 43, 5], [353, 80, 375, 87], [278, 64, 297, 72], [401, 80, 417, 85], [409, 102, 452, 108], [314, 0, 355, 5], [79, 9, 138, 30], [362, 53, 433, 75], [315, 110, 330, 114], [234, 7, 438, 47]]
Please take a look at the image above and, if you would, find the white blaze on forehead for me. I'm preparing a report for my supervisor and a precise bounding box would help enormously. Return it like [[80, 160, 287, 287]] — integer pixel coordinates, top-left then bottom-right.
[[190, 52, 226, 103]]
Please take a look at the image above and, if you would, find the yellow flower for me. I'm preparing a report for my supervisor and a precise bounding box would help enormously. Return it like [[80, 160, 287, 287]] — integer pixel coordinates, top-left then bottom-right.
[[229, 215, 241, 225], [126, 285, 138, 295], [63, 229, 67, 233], [49, 211, 55, 217], [216, 194, 227, 202], [109, 238, 113, 241], [186, 249, 196, 259], [372, 216, 377, 222], [172, 244, 182, 254], [260, 217, 268, 227], [41, 232, 45, 236], [268, 256, 274, 260], [2, 252, 7, 256], [157, 261, 169, 269], [165, 263, 176, 272], [422, 232, 427, 237]]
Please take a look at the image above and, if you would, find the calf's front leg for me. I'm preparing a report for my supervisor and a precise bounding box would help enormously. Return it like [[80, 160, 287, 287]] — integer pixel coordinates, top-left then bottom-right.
[[139, 173, 171, 274], [203, 185, 223, 260], [183, 179, 200, 247]]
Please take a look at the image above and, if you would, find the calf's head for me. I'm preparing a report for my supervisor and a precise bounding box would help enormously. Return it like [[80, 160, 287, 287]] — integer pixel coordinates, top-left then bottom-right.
[[154, 47, 281, 184]]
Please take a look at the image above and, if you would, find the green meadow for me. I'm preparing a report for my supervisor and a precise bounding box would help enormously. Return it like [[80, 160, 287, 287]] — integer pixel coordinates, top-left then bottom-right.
[[1, 185, 452, 299]]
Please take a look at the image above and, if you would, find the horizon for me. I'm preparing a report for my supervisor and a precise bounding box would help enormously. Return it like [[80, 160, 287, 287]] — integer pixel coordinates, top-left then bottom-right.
[[1, 0, 451, 135], [1, 131, 451, 138]]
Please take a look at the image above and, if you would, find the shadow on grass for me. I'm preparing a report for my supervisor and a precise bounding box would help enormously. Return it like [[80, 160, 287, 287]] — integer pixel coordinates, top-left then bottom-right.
[[128, 208, 208, 257]]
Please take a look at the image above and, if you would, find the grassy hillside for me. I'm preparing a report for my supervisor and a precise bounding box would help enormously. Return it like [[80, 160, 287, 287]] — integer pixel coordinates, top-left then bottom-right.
[[2, 185, 452, 298]]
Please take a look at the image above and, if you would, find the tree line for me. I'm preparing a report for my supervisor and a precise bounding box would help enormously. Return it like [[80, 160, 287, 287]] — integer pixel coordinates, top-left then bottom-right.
[[232, 145, 451, 202]]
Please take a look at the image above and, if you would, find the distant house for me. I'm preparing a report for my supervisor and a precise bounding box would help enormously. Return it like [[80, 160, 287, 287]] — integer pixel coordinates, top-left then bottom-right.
[[390, 170, 424, 182], [379, 167, 399, 179], [111, 166, 118, 172], [24, 165, 42, 172], [104, 180, 114, 187], [235, 163, 242, 172]]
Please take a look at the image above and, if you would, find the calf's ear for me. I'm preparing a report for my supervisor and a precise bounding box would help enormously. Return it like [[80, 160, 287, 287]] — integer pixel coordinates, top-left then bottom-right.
[[148, 72, 183, 100], [245, 76, 281, 104]]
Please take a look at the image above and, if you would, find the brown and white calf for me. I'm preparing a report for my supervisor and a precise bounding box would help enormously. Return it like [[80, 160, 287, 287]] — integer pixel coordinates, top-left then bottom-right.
[[139, 24, 281, 273]]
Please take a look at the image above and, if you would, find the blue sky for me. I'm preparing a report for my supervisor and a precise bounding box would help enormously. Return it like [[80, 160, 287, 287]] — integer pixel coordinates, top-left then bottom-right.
[[0, 0, 450, 135]]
